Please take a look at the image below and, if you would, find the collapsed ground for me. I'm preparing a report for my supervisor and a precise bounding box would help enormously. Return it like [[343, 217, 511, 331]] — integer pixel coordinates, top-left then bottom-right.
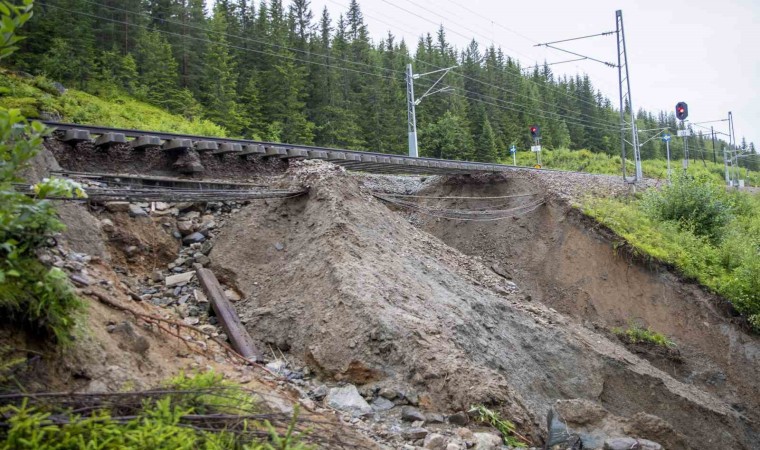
[[5, 141, 759, 449]]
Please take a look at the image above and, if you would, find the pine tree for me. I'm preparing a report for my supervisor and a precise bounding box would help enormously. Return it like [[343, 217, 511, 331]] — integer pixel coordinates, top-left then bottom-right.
[[421, 111, 474, 160], [134, 29, 197, 116], [199, 5, 246, 134], [474, 117, 498, 163]]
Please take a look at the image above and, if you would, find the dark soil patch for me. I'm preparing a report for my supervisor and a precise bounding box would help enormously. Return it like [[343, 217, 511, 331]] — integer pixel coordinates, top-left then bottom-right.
[[46, 138, 287, 180]]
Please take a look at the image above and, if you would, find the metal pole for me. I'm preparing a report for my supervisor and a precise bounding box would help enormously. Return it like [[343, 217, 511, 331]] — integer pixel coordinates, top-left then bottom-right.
[[512, 150, 516, 166], [728, 111, 737, 187], [711, 126, 717, 164], [666, 139, 671, 183], [615, 12, 627, 181], [723, 148, 730, 186], [406, 63, 418, 158], [616, 10, 641, 181]]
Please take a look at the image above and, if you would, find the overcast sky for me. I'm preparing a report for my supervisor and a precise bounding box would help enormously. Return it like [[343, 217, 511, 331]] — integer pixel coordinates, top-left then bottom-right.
[[301, 0, 758, 146]]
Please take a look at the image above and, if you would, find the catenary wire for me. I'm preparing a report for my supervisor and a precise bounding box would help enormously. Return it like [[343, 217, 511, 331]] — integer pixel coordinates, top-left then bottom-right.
[[41, 2, 622, 139], [75, 0, 620, 130]]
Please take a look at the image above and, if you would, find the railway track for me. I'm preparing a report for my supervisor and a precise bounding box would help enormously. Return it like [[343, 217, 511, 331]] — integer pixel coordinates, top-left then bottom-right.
[[43, 121, 604, 177]]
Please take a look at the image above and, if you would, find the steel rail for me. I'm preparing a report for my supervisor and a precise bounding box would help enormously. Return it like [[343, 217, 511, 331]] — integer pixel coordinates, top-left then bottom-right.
[[42, 121, 632, 178]]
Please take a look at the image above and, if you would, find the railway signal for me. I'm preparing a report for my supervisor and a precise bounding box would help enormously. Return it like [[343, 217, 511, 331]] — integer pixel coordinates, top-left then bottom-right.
[[675, 102, 688, 121], [530, 125, 540, 139]]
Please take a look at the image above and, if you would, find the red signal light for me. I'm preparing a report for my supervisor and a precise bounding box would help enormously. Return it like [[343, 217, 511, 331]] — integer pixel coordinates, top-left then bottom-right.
[[675, 102, 688, 120]]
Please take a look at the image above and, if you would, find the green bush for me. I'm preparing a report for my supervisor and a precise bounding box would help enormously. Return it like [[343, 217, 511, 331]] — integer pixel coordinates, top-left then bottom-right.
[[612, 323, 676, 348], [0, 106, 86, 346], [642, 173, 734, 241], [165, 370, 258, 415]]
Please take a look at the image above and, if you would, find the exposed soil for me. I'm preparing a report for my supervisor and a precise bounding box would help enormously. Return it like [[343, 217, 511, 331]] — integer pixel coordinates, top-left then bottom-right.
[[211, 163, 758, 449], [11, 145, 760, 448], [413, 173, 760, 426], [46, 138, 287, 180], [3, 150, 380, 449]]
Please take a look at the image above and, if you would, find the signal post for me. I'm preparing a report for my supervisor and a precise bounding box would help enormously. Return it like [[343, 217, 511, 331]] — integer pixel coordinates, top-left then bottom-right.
[[530, 125, 542, 168]]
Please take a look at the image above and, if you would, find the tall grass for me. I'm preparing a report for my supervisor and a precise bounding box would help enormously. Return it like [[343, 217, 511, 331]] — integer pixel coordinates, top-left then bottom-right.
[[0, 70, 227, 136]]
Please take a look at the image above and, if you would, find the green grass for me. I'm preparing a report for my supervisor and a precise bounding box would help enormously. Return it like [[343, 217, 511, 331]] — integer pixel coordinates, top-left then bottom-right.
[[0, 371, 314, 450], [0, 70, 227, 136], [508, 147, 759, 187], [582, 189, 760, 331], [612, 323, 676, 349]]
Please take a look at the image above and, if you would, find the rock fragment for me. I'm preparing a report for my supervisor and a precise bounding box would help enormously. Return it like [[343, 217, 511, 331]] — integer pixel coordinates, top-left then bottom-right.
[[324, 384, 373, 417]]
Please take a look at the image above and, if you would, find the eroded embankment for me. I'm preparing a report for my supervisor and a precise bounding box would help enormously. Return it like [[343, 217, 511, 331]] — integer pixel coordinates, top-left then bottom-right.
[[210, 165, 757, 449], [413, 174, 760, 426]]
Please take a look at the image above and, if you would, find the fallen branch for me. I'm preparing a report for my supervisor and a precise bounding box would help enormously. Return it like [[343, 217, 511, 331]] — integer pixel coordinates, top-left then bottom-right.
[[84, 289, 253, 366]]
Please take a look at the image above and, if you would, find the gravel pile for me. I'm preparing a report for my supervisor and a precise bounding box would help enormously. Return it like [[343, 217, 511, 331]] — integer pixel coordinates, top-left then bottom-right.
[[355, 173, 440, 194], [355, 168, 661, 203]]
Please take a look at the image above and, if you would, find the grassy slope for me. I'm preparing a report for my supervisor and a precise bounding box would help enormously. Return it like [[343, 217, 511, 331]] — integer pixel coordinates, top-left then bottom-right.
[[0, 70, 226, 136], [582, 190, 760, 330]]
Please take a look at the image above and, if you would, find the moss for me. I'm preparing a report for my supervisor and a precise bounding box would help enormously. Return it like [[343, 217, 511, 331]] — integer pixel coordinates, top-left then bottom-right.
[[0, 97, 40, 118]]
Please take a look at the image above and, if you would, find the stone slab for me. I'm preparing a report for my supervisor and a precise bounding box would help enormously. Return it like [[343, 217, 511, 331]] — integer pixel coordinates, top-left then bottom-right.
[[165, 271, 195, 287]]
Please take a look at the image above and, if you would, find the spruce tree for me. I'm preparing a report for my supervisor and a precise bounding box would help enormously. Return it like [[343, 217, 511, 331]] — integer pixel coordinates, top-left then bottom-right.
[[475, 117, 499, 163], [200, 5, 246, 135]]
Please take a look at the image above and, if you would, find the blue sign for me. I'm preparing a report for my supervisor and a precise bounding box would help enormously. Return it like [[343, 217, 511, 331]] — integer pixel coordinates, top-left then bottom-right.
[[510, 145, 516, 153], [662, 134, 672, 142]]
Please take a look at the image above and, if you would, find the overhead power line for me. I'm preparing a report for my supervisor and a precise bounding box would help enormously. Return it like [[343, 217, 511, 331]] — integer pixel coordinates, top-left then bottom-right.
[[42, 1, 622, 139], [76, 0, 609, 127], [68, 0, 405, 77], [40, 2, 401, 81]]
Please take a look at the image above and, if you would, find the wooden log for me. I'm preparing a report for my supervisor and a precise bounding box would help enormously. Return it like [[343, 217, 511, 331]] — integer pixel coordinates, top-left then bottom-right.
[[196, 268, 263, 362]]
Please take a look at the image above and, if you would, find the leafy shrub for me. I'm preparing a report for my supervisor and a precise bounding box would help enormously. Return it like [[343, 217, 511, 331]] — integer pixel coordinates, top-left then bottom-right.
[[612, 323, 676, 348], [0, 108, 87, 345], [165, 370, 258, 415], [642, 173, 734, 241]]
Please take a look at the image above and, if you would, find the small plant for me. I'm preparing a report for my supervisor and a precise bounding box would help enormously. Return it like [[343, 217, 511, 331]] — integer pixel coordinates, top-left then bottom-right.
[[0, 372, 316, 450], [612, 322, 676, 349], [469, 404, 527, 448], [165, 370, 258, 415]]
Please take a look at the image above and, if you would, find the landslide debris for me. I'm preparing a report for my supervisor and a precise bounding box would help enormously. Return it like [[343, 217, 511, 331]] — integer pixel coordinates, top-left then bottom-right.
[[211, 161, 757, 449], [412, 173, 760, 428]]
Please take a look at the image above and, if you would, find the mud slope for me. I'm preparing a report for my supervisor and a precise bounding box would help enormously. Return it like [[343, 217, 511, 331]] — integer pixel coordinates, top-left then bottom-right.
[[416, 175, 760, 423], [211, 165, 755, 449]]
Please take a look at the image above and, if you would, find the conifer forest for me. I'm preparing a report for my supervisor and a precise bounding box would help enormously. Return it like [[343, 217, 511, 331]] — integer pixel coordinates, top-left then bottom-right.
[[9, 0, 757, 167]]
